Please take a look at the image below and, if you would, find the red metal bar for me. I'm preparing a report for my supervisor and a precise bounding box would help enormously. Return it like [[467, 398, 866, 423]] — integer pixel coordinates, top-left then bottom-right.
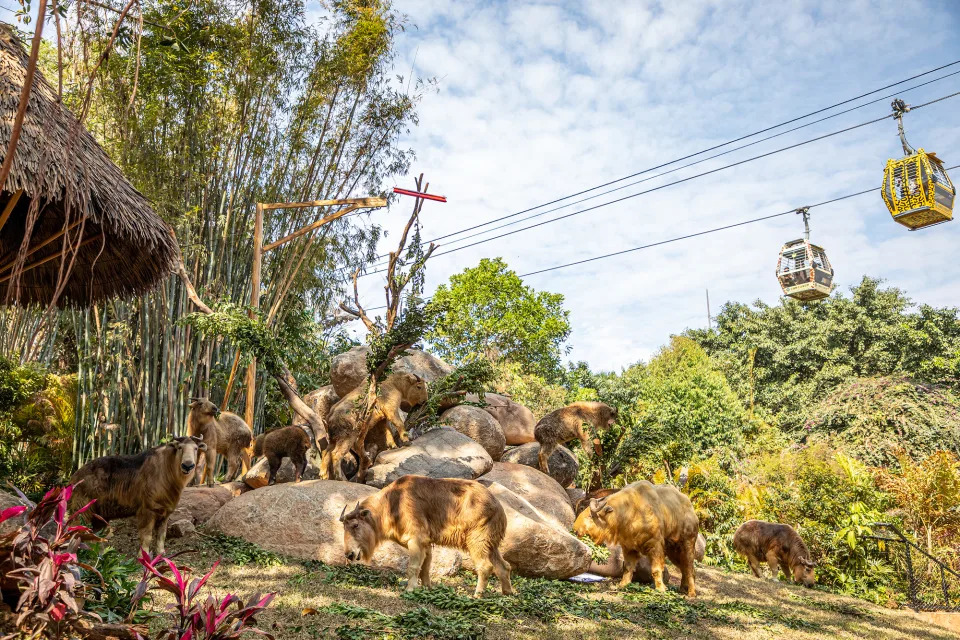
[[393, 187, 447, 202]]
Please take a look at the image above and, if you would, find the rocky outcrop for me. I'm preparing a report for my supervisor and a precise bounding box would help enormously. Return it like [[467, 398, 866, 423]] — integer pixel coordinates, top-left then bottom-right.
[[365, 427, 493, 488], [166, 484, 248, 539], [476, 482, 591, 579], [465, 393, 536, 445], [439, 405, 506, 461], [501, 442, 579, 488], [330, 347, 454, 397], [478, 462, 575, 530], [330, 346, 372, 397], [206, 480, 461, 578], [392, 349, 455, 383]]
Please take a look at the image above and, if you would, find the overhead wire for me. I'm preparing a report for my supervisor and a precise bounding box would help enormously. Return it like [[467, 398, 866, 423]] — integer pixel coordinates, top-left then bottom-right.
[[336, 60, 960, 274], [355, 161, 958, 311], [355, 89, 960, 278]]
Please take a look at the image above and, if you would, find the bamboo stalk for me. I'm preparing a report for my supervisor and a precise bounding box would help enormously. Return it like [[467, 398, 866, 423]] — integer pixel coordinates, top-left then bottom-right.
[[0, 189, 23, 234]]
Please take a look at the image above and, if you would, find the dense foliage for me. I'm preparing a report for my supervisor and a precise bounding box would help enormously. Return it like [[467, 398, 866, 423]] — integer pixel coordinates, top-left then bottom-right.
[[427, 258, 572, 381]]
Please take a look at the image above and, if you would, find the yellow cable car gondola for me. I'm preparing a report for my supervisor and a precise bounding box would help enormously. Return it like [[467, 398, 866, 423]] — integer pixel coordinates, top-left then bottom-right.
[[881, 99, 955, 230], [776, 207, 833, 301]]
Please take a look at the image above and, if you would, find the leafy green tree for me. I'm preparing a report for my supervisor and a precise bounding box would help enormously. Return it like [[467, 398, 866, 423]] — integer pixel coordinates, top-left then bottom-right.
[[688, 277, 960, 432], [427, 258, 571, 380]]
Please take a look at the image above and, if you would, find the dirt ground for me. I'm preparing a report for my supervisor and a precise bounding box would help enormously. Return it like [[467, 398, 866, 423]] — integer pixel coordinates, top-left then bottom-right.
[[105, 519, 958, 640]]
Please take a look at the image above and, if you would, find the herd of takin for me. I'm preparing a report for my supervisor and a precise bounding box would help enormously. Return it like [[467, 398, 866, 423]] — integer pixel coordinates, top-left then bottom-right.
[[66, 370, 817, 598]]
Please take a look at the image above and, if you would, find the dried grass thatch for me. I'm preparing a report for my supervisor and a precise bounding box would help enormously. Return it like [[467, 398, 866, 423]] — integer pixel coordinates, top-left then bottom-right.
[[0, 23, 178, 307]]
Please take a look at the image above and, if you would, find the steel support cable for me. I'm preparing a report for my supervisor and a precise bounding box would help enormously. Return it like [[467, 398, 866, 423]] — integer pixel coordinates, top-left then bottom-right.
[[356, 92, 960, 277], [357, 162, 957, 311], [336, 61, 960, 273]]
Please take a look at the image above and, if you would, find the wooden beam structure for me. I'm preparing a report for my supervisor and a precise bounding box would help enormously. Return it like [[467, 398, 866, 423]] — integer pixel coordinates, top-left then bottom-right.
[[234, 196, 387, 424]]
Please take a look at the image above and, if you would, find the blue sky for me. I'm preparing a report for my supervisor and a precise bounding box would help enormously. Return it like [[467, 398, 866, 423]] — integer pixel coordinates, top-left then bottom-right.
[[4, 1, 959, 372], [345, 0, 960, 371]]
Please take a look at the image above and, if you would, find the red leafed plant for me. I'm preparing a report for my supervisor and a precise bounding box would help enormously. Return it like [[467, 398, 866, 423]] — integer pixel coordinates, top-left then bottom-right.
[[131, 550, 275, 640], [0, 484, 103, 639]]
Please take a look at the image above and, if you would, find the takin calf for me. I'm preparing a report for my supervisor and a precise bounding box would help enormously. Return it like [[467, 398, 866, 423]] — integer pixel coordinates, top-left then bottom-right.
[[188, 399, 253, 485], [340, 474, 513, 597], [68, 436, 206, 555], [589, 480, 700, 595], [733, 520, 815, 587], [254, 425, 311, 485], [534, 401, 617, 477], [323, 372, 428, 482]]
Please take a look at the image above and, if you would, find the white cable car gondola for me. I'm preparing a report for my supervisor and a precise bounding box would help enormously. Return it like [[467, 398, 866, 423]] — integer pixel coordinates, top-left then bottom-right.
[[776, 208, 833, 301]]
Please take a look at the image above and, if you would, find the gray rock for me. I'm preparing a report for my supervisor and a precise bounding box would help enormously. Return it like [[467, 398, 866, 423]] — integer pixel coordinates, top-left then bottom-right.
[[243, 454, 320, 490], [478, 462, 576, 531], [465, 393, 537, 445], [365, 427, 493, 488], [501, 442, 579, 488], [0, 489, 27, 536], [168, 484, 246, 527], [330, 346, 372, 397], [167, 519, 196, 539], [566, 487, 586, 511], [393, 349, 455, 383], [440, 405, 506, 461]]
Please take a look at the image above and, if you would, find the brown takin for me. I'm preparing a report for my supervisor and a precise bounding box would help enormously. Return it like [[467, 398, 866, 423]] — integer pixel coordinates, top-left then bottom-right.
[[253, 426, 312, 485], [340, 475, 513, 598], [588, 481, 700, 595], [323, 373, 428, 482], [733, 520, 815, 588], [188, 399, 253, 485], [534, 402, 617, 477], [68, 436, 206, 555]]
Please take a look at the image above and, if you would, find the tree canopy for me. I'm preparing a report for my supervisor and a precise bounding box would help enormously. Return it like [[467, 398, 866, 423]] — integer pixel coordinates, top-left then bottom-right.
[[427, 258, 571, 380]]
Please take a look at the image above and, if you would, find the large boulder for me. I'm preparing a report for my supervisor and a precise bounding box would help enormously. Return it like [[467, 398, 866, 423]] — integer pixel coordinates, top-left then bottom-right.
[[478, 462, 575, 531], [166, 484, 248, 539], [303, 385, 340, 422], [439, 405, 506, 461], [501, 442, 578, 488], [0, 490, 27, 536], [330, 346, 371, 397], [472, 482, 591, 579], [465, 393, 536, 445], [393, 349, 454, 383], [366, 427, 493, 488], [207, 480, 462, 578]]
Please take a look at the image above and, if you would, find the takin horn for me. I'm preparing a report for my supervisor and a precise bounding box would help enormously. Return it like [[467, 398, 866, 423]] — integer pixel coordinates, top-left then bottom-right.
[[339, 504, 347, 522]]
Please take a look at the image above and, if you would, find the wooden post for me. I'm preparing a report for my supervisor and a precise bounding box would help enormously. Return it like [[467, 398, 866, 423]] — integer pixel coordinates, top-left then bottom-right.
[[244, 203, 263, 428]]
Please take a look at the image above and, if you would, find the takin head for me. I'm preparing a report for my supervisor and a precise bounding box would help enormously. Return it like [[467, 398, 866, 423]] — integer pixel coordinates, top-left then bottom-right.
[[340, 502, 377, 563], [793, 557, 816, 588], [587, 497, 620, 545], [188, 397, 220, 420], [169, 435, 207, 477]]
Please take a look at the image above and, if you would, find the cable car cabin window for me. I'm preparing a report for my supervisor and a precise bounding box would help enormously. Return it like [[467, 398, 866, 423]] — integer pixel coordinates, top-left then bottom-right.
[[778, 244, 808, 274]]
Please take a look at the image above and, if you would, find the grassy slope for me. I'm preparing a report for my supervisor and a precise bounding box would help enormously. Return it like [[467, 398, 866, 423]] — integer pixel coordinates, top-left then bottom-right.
[[106, 520, 957, 640]]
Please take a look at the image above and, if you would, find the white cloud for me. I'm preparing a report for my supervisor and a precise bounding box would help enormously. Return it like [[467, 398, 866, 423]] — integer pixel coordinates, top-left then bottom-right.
[[341, 0, 960, 371]]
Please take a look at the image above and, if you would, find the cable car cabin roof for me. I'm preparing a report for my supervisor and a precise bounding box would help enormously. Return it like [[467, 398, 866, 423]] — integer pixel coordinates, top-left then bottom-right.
[[882, 148, 955, 230]]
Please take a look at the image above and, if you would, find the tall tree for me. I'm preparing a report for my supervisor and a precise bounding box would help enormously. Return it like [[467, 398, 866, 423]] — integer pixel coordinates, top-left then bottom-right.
[[427, 258, 571, 380]]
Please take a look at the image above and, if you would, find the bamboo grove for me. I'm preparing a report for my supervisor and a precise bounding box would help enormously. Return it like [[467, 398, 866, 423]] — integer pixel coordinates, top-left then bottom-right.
[[0, 0, 426, 466]]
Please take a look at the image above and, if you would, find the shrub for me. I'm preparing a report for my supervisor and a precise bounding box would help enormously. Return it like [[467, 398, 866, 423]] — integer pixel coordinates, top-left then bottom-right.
[[0, 484, 102, 638], [131, 550, 276, 640]]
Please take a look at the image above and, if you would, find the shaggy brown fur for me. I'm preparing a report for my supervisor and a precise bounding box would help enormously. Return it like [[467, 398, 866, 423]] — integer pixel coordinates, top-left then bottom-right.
[[534, 401, 617, 476], [323, 373, 428, 482], [68, 436, 206, 555], [340, 475, 513, 597], [188, 399, 253, 485], [589, 480, 700, 595], [733, 520, 815, 587], [254, 426, 311, 485]]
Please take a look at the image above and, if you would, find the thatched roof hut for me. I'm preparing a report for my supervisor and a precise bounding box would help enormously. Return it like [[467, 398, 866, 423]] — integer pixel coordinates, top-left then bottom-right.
[[0, 24, 178, 306]]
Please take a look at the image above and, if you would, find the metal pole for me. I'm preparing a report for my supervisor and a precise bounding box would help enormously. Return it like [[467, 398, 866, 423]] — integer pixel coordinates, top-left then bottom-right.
[[706, 289, 711, 330], [244, 203, 263, 429]]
